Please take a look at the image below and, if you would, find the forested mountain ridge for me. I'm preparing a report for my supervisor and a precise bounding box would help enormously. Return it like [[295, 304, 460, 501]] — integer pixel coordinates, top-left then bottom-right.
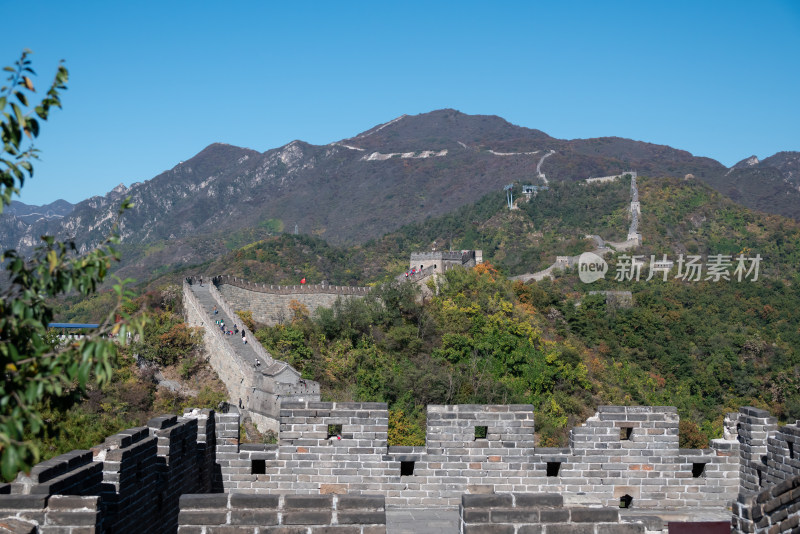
[[90, 173, 797, 291], [53, 172, 800, 450], [4, 199, 73, 224], [242, 176, 800, 447], [2, 110, 797, 284]]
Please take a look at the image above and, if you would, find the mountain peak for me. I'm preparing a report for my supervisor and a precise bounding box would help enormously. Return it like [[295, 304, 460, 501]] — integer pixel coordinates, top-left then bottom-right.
[[342, 109, 551, 153], [732, 155, 760, 169]]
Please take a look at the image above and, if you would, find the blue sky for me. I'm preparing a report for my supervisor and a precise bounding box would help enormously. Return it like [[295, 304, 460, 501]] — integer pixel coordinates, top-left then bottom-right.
[[3, 1, 799, 206]]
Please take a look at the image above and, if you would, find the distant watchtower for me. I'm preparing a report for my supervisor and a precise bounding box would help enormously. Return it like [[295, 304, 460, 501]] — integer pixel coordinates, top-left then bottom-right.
[[409, 250, 483, 273], [522, 184, 548, 200], [522, 185, 535, 198]]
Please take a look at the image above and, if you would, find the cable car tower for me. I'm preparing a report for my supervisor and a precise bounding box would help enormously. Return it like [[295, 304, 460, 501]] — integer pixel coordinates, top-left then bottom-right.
[[504, 184, 514, 210]]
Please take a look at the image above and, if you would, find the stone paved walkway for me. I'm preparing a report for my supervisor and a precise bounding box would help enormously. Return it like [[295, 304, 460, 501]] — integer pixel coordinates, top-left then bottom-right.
[[190, 283, 264, 368], [386, 508, 460, 534]]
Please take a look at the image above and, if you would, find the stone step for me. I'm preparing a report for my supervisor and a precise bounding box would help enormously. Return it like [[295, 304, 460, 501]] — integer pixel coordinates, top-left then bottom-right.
[[189, 284, 264, 365]]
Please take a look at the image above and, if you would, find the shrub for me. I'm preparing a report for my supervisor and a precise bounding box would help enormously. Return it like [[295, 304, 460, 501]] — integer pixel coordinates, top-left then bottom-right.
[[679, 419, 709, 449], [236, 310, 255, 331]]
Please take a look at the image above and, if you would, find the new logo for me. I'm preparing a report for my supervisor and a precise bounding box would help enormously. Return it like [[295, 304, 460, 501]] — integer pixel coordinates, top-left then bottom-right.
[[578, 252, 608, 283]]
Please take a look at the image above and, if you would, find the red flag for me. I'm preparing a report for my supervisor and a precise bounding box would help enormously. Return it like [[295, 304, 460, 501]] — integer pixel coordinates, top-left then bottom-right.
[[300, 277, 306, 284]]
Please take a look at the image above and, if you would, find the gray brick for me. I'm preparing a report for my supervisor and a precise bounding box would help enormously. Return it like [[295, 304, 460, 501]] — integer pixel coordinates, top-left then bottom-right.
[[464, 525, 514, 534], [539, 509, 570, 522], [148, 415, 178, 429], [337, 511, 386, 524], [543, 525, 595, 534], [284, 495, 333, 509], [230, 510, 278, 525], [282, 510, 332, 524], [570, 508, 619, 522], [462, 494, 513, 508], [310, 527, 362, 534], [41, 511, 98, 526], [178, 510, 229, 525], [491, 509, 540, 523], [462, 508, 490, 522], [514, 493, 564, 508], [204, 527, 258, 534], [337, 495, 384, 510], [0, 495, 47, 510], [229, 493, 279, 508], [180, 493, 229, 509]]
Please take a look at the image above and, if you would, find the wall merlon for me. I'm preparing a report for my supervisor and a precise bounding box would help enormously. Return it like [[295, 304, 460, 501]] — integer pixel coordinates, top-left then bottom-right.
[[147, 415, 179, 430], [740, 407, 772, 418], [8, 398, 800, 533]]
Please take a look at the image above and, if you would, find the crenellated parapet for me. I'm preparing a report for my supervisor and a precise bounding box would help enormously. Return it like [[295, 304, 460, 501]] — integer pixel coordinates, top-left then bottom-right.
[[212, 403, 742, 510], [410, 251, 465, 262], [211, 274, 371, 296], [183, 278, 320, 433], [3, 404, 800, 532], [0, 411, 215, 534], [202, 275, 368, 328]]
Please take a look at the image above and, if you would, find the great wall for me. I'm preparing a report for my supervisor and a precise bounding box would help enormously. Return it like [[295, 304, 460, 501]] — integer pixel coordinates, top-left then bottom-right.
[[3, 177, 799, 532], [511, 171, 641, 283], [179, 251, 486, 435], [2, 261, 800, 532], [2, 401, 798, 533]]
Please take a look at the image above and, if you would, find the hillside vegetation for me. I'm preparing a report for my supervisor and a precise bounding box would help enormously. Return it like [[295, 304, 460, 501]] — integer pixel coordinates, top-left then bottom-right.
[[185, 177, 782, 447], [27, 288, 227, 475], [254, 266, 593, 446], [50, 175, 800, 451]]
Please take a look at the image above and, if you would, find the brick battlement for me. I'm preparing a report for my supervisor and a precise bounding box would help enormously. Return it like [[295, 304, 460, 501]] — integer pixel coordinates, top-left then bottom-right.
[[410, 251, 465, 261], [196, 275, 369, 328], [210, 275, 371, 296], [2, 405, 799, 533], [215, 403, 743, 510], [183, 280, 320, 433], [178, 492, 386, 533]]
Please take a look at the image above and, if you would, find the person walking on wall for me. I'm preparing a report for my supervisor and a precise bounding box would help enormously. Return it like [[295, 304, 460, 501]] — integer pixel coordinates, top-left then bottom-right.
[[242, 331, 247, 345]]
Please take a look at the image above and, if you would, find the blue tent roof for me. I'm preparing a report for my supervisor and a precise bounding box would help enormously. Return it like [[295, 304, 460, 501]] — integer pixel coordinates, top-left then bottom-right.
[[48, 323, 100, 329]]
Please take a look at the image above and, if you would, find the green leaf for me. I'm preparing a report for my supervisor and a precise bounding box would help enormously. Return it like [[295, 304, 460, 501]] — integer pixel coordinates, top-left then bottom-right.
[[77, 361, 89, 387], [27, 118, 38, 138], [0, 51, 146, 480]]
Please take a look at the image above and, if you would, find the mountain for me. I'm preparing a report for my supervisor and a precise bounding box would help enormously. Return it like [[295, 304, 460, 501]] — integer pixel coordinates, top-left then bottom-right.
[[211, 175, 800, 446], [762, 151, 800, 186], [0, 199, 75, 253], [2, 199, 73, 224], [54, 169, 800, 448], [0, 109, 796, 279], [695, 152, 800, 220]]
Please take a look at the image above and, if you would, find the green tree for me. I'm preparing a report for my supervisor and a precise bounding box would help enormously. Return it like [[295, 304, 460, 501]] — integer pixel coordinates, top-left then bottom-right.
[[131, 311, 202, 366], [0, 51, 144, 479]]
